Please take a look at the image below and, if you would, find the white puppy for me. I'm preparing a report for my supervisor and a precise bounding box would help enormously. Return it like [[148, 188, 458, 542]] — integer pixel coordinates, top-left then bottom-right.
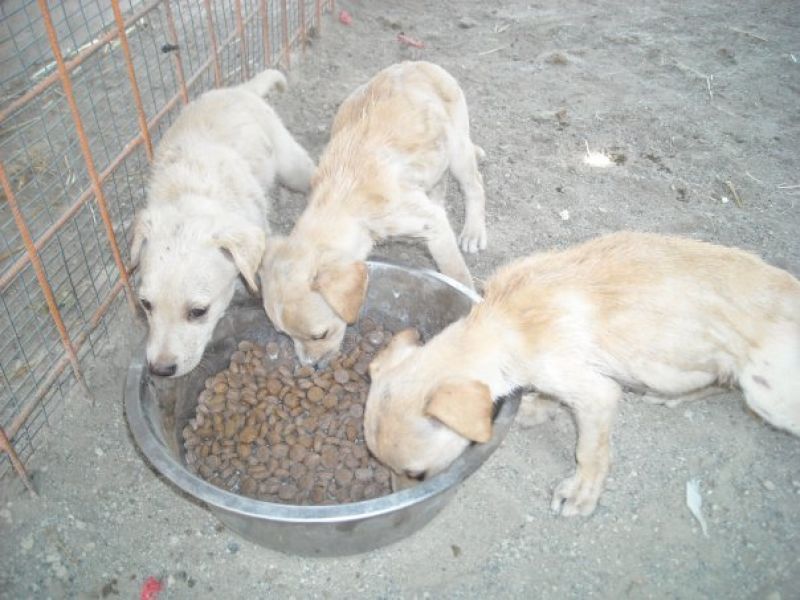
[[132, 70, 314, 377]]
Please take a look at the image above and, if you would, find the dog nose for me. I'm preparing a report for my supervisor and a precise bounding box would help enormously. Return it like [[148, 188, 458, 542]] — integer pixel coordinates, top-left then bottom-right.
[[149, 361, 177, 377]]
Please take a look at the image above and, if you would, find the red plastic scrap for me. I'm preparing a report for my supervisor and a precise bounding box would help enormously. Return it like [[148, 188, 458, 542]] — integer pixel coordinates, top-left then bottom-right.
[[397, 32, 425, 49], [140, 577, 163, 600], [338, 10, 352, 25]]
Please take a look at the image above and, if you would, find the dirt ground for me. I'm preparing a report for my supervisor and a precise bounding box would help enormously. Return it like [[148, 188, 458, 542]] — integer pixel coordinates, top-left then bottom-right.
[[2, 0, 799, 597]]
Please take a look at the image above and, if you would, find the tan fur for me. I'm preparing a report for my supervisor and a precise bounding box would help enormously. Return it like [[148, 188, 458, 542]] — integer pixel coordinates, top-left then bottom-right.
[[311, 261, 369, 324], [260, 61, 487, 365], [425, 380, 494, 443], [364, 232, 800, 516]]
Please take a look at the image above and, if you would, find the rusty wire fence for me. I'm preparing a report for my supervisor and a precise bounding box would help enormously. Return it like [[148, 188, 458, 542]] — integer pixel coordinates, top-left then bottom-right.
[[0, 0, 332, 489]]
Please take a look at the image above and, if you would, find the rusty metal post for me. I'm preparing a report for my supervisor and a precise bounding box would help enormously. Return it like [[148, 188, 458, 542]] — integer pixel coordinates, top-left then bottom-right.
[[234, 0, 249, 81], [37, 0, 138, 314], [0, 425, 37, 496], [162, 0, 190, 104], [0, 162, 91, 401], [299, 0, 307, 55], [281, 0, 290, 68], [110, 0, 153, 162], [260, 0, 271, 67], [203, 0, 223, 87]]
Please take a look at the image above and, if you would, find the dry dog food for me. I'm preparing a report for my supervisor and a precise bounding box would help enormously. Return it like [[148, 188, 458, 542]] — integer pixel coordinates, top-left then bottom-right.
[[182, 321, 394, 505]]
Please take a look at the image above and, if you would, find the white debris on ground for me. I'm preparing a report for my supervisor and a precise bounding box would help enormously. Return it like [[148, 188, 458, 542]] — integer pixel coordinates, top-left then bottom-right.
[[686, 478, 710, 538]]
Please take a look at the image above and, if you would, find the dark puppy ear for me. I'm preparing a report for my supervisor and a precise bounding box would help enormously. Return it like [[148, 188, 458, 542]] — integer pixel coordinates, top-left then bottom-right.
[[312, 260, 368, 324], [425, 379, 494, 443]]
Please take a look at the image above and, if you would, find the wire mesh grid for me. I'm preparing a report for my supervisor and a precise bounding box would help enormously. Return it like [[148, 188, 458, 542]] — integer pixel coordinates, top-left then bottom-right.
[[0, 0, 332, 484]]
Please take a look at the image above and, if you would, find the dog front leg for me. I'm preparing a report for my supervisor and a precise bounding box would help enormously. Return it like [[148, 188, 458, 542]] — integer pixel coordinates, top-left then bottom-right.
[[421, 204, 475, 290], [551, 377, 621, 517]]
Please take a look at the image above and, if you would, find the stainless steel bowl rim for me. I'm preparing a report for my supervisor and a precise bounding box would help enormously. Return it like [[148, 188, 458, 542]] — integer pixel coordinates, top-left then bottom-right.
[[125, 261, 517, 525]]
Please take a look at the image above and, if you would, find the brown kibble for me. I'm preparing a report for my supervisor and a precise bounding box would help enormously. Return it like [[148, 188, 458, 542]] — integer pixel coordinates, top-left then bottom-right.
[[297, 366, 314, 378], [239, 425, 258, 444], [304, 453, 321, 469], [284, 393, 300, 409], [289, 445, 307, 462], [354, 467, 373, 482], [189, 330, 401, 505], [350, 483, 365, 501], [266, 378, 282, 395], [310, 486, 326, 504], [322, 393, 338, 409], [238, 443, 252, 459], [289, 462, 307, 480], [321, 445, 338, 469], [240, 477, 258, 496], [272, 443, 289, 459], [278, 484, 298, 501], [307, 386, 324, 402], [248, 465, 269, 480], [334, 467, 354, 486]]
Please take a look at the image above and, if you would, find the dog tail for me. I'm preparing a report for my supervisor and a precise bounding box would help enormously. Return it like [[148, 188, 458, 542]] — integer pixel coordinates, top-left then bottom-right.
[[739, 321, 800, 436], [240, 69, 287, 97]]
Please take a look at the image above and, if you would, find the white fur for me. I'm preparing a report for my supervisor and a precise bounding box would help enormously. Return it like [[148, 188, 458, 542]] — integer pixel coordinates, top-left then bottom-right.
[[132, 70, 315, 377]]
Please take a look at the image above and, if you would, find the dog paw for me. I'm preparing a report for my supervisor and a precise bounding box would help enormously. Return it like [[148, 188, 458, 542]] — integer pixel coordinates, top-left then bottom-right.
[[459, 221, 487, 254], [550, 473, 601, 517]]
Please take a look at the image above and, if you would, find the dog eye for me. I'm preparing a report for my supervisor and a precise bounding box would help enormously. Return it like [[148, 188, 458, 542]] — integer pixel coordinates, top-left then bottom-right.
[[139, 298, 152, 312], [404, 469, 426, 481], [187, 306, 209, 320], [310, 329, 329, 341]]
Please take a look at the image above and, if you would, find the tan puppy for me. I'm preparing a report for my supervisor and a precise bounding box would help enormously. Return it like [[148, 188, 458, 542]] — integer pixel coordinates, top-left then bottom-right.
[[132, 69, 314, 377], [260, 61, 487, 365], [364, 232, 800, 516]]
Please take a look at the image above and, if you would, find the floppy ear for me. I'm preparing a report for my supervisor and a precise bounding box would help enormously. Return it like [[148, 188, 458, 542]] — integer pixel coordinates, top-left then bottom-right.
[[425, 380, 494, 443], [129, 210, 151, 268], [213, 220, 267, 293], [312, 260, 368, 324], [368, 328, 421, 378]]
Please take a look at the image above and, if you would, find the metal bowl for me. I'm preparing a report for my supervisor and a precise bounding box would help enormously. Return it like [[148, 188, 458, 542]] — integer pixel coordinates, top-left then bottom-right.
[[125, 261, 521, 556]]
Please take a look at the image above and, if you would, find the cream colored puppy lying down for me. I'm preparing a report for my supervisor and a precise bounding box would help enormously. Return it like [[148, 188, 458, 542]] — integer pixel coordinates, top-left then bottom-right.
[[131, 69, 314, 377], [364, 232, 800, 516], [260, 61, 487, 366]]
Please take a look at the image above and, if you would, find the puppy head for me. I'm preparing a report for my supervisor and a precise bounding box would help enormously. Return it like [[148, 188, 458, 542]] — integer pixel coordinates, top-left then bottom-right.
[[260, 237, 368, 365], [132, 206, 266, 377], [364, 329, 495, 480]]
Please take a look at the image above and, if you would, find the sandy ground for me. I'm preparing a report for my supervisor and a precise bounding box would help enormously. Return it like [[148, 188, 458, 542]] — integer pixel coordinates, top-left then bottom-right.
[[2, 0, 799, 597]]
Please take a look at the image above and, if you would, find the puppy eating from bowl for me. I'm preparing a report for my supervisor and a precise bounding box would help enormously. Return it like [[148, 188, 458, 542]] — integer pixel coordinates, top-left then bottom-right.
[[131, 69, 314, 378], [364, 232, 800, 516], [260, 61, 487, 366]]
